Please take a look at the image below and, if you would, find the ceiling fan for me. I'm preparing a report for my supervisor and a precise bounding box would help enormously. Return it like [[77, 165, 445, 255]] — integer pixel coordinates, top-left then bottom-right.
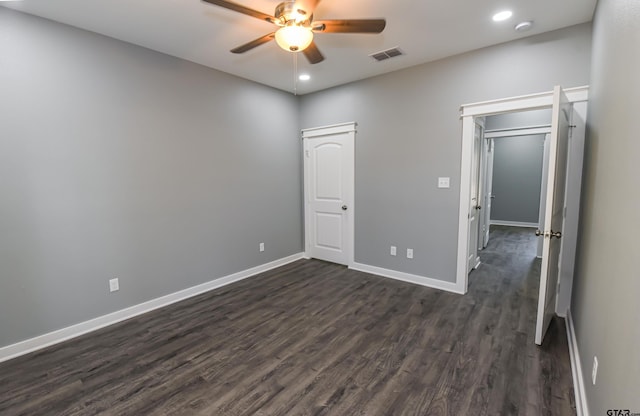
[[202, 0, 386, 64]]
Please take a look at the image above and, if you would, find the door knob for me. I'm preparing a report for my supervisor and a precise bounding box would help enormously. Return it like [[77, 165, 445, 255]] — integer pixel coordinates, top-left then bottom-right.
[[535, 229, 561, 239], [550, 230, 562, 239], [341, 205, 348, 211]]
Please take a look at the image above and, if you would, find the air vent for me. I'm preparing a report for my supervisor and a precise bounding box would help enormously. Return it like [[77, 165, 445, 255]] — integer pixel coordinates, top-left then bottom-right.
[[370, 47, 404, 62]]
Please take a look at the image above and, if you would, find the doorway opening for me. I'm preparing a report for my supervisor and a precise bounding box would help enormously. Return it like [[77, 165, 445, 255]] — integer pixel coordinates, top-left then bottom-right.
[[456, 86, 588, 345], [480, 108, 552, 259]]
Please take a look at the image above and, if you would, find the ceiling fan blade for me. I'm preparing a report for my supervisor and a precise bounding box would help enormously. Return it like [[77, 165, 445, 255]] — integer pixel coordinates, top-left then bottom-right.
[[231, 33, 276, 54], [293, 0, 321, 16], [312, 19, 386, 34], [202, 0, 277, 24], [303, 41, 324, 64]]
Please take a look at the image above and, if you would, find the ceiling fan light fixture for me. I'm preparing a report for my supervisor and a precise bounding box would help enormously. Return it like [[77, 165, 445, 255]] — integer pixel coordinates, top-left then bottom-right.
[[275, 25, 313, 52]]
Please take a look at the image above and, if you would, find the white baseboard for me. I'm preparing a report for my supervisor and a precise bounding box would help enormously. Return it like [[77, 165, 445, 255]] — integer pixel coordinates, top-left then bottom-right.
[[490, 220, 538, 228], [566, 309, 590, 416], [350, 262, 463, 294], [0, 253, 304, 364]]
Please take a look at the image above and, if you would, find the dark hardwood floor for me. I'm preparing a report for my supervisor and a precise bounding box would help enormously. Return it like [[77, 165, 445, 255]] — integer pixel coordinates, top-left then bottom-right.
[[0, 226, 575, 415]]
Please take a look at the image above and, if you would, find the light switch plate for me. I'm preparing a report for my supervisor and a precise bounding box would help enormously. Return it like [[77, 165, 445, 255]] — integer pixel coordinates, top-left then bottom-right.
[[438, 177, 450, 188]]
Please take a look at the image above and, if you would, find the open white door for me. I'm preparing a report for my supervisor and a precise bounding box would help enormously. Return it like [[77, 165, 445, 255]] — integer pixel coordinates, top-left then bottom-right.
[[467, 121, 483, 272], [535, 87, 571, 345], [303, 123, 355, 266], [482, 139, 494, 248]]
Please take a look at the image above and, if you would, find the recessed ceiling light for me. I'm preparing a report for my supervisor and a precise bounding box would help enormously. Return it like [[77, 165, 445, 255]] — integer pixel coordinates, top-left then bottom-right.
[[515, 21, 534, 32], [492, 10, 513, 22], [298, 74, 311, 81]]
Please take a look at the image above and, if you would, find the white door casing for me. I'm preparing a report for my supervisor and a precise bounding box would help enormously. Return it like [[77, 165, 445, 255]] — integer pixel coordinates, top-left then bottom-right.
[[555, 101, 588, 316], [537, 134, 551, 258], [302, 123, 355, 266], [535, 87, 571, 345]]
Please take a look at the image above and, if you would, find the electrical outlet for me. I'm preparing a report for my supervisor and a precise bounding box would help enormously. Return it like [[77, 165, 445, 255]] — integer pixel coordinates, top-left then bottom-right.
[[259, 242, 265, 252], [390, 246, 397, 256], [109, 278, 119, 293], [407, 248, 414, 259], [592, 356, 598, 385], [438, 177, 450, 189]]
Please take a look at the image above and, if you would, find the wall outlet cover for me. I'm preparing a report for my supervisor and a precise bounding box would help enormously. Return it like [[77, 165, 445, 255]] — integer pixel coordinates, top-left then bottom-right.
[[407, 248, 414, 259], [390, 246, 397, 256], [259, 242, 265, 252], [109, 278, 119, 293], [438, 177, 450, 188]]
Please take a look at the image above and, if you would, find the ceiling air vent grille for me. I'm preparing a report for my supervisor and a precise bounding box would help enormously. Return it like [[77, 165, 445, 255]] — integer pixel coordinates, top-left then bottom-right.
[[370, 47, 404, 62]]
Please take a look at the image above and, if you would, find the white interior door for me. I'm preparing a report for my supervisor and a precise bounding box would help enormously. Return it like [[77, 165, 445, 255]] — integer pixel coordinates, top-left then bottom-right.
[[467, 121, 483, 272], [303, 123, 355, 266], [482, 139, 494, 248], [535, 87, 570, 345]]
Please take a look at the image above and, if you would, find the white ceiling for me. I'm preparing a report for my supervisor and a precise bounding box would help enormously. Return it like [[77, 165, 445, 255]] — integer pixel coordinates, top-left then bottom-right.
[[1, 0, 596, 95]]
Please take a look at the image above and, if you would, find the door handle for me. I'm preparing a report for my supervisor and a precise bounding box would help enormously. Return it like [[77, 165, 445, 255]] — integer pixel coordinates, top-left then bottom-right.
[[341, 205, 348, 211], [535, 229, 562, 239]]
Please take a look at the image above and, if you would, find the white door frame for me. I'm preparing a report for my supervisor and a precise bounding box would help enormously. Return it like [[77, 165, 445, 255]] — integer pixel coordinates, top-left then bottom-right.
[[455, 86, 589, 294], [302, 122, 356, 267], [537, 133, 552, 258]]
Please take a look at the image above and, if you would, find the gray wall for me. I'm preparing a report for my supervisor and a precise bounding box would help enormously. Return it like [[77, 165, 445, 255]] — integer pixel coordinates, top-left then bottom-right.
[[0, 8, 302, 348], [300, 24, 592, 281], [572, 0, 640, 413], [490, 135, 545, 224]]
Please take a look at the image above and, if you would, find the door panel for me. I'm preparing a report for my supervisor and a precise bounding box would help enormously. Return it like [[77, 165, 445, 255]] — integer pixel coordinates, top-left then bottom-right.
[[314, 212, 343, 250], [467, 122, 482, 272], [483, 139, 494, 248], [315, 145, 343, 199], [535, 87, 570, 345], [303, 124, 355, 266]]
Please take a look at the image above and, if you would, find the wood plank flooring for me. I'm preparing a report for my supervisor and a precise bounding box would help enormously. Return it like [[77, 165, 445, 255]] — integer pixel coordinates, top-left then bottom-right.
[[0, 226, 575, 415]]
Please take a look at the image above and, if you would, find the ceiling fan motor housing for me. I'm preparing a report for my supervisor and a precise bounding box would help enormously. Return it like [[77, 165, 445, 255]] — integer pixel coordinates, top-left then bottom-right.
[[275, 1, 310, 25]]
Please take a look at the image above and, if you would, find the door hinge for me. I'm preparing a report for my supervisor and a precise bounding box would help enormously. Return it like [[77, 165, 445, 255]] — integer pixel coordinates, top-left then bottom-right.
[[305, 150, 310, 158]]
